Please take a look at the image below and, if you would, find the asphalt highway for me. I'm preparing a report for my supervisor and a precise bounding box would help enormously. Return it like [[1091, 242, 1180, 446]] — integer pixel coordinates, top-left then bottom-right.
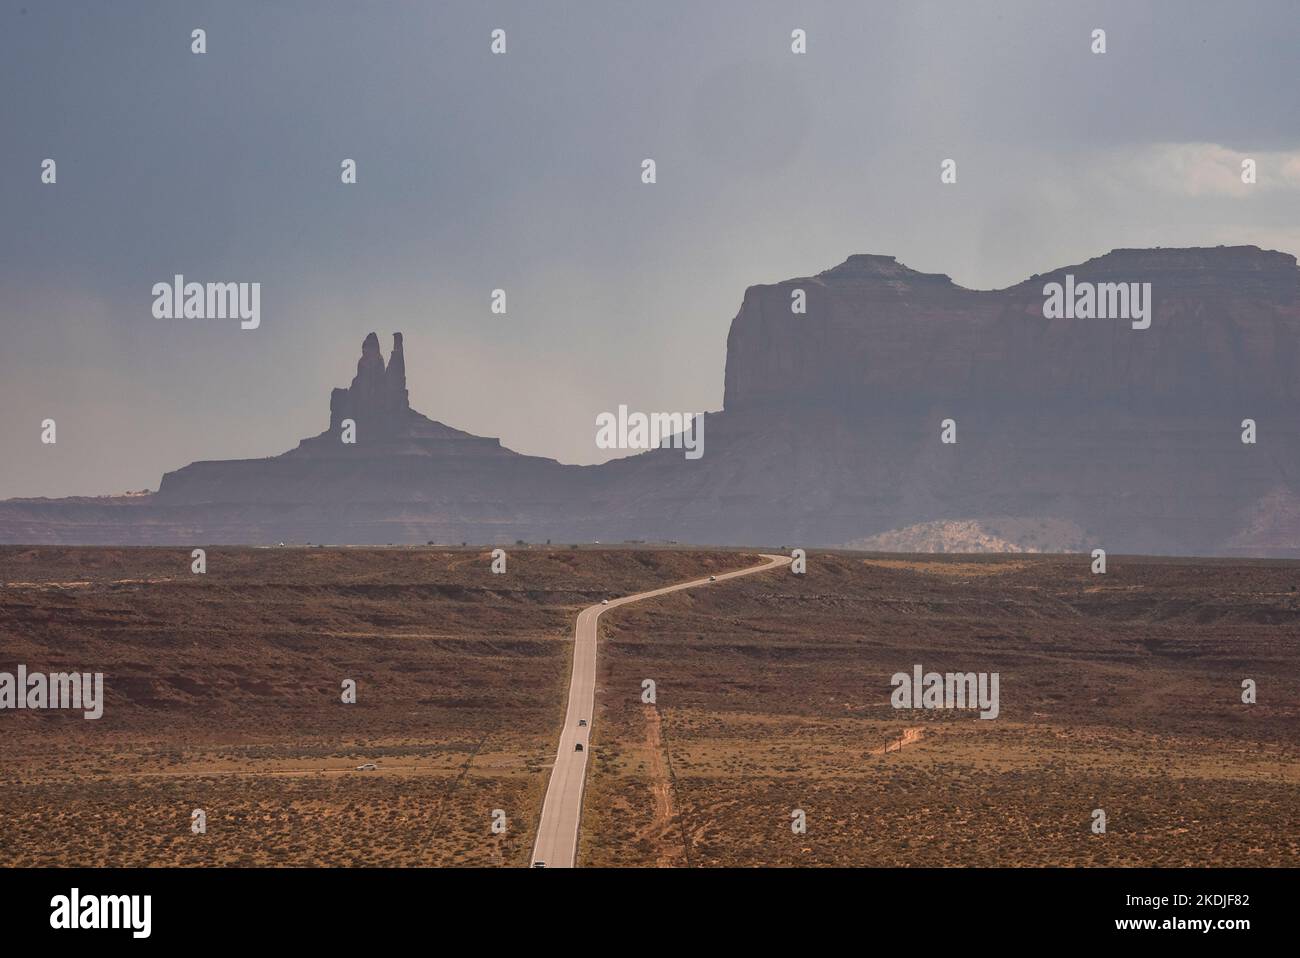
[[529, 553, 791, 868]]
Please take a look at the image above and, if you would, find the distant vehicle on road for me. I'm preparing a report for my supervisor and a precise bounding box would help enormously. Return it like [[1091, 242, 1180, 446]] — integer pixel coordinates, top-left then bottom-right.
[[601, 599, 609, 604], [355, 763, 377, 771], [578, 719, 587, 727], [708, 575, 717, 581], [574, 743, 584, 752]]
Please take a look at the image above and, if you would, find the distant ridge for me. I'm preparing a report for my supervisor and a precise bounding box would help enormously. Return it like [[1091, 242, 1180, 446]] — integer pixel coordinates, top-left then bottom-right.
[[2, 246, 1299, 556]]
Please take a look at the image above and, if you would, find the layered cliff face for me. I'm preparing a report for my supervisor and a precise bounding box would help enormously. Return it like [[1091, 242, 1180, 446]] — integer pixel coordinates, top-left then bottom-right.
[[2, 247, 1298, 553]]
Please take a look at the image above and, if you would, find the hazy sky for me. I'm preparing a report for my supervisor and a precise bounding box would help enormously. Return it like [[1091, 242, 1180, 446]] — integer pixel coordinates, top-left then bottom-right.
[[3, 0, 1299, 497]]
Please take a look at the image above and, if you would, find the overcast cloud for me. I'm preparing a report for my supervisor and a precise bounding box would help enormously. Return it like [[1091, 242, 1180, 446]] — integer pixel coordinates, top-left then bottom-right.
[[2, 0, 1299, 496]]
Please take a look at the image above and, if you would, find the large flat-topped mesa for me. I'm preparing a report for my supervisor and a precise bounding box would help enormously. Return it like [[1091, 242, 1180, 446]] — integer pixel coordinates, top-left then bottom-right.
[[722, 245, 1300, 413]]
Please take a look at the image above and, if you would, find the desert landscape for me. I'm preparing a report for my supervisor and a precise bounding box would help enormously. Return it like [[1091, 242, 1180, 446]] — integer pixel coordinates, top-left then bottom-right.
[[2, 546, 1295, 867], [0, 546, 754, 866], [583, 552, 1300, 866]]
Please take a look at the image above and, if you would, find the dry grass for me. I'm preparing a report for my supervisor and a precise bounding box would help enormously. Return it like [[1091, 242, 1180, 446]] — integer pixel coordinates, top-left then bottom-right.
[[0, 545, 754, 866], [862, 558, 1033, 578], [4, 547, 1296, 867], [581, 552, 1300, 866]]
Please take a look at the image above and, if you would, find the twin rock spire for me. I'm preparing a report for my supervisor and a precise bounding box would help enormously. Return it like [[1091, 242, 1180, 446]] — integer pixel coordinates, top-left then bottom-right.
[[328, 332, 410, 436]]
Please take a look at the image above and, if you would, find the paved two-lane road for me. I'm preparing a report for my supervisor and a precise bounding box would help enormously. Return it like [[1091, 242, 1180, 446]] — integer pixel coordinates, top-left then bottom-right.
[[530, 553, 791, 868]]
